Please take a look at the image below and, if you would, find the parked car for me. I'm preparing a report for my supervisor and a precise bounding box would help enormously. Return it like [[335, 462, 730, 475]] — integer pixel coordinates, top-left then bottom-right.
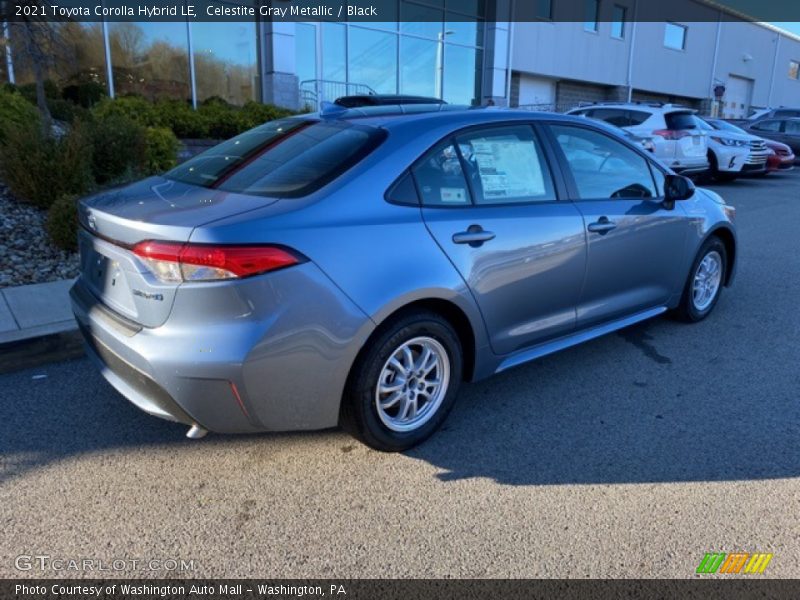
[[740, 118, 800, 156], [693, 117, 768, 179], [581, 117, 657, 154], [704, 118, 791, 174], [763, 139, 796, 172], [746, 107, 800, 121], [334, 94, 446, 108], [70, 108, 737, 451], [566, 103, 709, 175]]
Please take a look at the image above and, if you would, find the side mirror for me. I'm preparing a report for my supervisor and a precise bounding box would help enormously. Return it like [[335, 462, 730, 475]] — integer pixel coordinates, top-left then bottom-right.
[[663, 174, 695, 208]]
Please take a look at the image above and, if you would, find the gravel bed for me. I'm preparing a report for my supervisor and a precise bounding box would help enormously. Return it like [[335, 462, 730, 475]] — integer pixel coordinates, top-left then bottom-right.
[[0, 184, 80, 288]]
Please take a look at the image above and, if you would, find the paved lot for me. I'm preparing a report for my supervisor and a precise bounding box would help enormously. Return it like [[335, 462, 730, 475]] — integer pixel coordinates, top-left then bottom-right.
[[1, 171, 799, 578]]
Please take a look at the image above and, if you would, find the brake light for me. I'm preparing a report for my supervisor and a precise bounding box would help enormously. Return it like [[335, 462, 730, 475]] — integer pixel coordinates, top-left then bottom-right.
[[132, 241, 303, 282], [652, 129, 692, 140]]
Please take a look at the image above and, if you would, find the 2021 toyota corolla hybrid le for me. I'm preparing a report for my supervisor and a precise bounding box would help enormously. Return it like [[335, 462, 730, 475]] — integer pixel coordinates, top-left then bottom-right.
[[70, 106, 737, 451]]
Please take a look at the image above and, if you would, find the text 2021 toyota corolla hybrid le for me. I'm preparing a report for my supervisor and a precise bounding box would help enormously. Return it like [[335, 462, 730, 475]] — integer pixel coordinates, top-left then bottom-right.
[[70, 106, 737, 451]]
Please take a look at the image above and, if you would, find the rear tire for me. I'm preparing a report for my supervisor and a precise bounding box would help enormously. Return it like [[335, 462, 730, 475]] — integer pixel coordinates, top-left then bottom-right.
[[674, 237, 727, 323], [341, 310, 463, 452]]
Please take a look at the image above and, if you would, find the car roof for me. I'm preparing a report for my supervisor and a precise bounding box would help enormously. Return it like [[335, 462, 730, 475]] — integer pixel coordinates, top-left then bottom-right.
[[314, 105, 593, 130], [569, 102, 695, 114], [334, 94, 446, 107]]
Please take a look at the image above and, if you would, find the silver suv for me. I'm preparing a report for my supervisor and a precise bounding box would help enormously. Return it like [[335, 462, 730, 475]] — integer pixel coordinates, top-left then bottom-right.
[[567, 103, 710, 175]]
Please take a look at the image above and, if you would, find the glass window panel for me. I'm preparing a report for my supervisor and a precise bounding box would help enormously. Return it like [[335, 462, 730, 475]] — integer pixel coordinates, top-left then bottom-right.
[[8, 22, 107, 92], [611, 5, 626, 38], [789, 61, 800, 80], [443, 45, 481, 105], [400, 37, 437, 97], [192, 19, 258, 106], [664, 23, 687, 50], [401, 3, 444, 39], [295, 23, 317, 84], [552, 125, 658, 200], [322, 23, 347, 82], [584, 0, 599, 32], [348, 27, 397, 94], [109, 23, 190, 101], [446, 0, 485, 17], [444, 17, 484, 47], [535, 0, 553, 19]]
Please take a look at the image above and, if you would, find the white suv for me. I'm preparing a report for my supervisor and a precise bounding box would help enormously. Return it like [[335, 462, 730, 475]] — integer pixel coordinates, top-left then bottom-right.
[[566, 103, 709, 175]]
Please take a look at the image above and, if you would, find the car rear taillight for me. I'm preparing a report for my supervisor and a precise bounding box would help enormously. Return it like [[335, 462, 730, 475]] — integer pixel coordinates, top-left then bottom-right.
[[132, 241, 303, 282], [652, 129, 692, 140]]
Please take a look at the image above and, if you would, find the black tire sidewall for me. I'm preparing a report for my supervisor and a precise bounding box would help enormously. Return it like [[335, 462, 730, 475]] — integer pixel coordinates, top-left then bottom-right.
[[347, 312, 463, 452]]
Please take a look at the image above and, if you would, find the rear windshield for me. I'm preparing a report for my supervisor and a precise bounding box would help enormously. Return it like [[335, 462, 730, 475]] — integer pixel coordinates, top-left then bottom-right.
[[165, 119, 386, 198], [664, 112, 698, 130]]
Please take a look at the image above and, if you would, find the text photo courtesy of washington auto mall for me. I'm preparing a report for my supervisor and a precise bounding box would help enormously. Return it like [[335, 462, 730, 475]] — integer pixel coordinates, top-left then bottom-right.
[[1, 0, 800, 598]]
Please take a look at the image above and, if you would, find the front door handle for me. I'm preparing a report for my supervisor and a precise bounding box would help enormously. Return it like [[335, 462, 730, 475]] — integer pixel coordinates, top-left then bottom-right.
[[452, 225, 496, 247], [587, 217, 617, 234]]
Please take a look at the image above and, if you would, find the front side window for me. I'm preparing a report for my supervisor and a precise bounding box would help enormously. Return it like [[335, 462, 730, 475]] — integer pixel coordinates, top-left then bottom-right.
[[551, 125, 658, 200], [165, 119, 385, 198], [664, 23, 687, 50]]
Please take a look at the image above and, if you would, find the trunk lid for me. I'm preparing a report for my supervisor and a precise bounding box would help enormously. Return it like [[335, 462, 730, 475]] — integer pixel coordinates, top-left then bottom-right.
[[77, 177, 280, 328]]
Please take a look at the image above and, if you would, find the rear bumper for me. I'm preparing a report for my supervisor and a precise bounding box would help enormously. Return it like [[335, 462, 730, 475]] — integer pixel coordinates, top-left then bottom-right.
[[70, 262, 374, 434]]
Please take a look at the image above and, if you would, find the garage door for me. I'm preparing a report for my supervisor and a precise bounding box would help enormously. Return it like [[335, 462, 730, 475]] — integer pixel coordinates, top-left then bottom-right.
[[517, 74, 556, 110], [723, 75, 754, 119]]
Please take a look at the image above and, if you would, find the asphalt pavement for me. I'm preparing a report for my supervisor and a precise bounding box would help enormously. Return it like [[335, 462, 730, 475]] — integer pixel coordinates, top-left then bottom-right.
[[1, 170, 799, 578]]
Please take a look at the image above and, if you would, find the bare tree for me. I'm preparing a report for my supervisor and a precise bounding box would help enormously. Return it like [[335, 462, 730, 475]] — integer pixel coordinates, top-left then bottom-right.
[[5, 2, 75, 134]]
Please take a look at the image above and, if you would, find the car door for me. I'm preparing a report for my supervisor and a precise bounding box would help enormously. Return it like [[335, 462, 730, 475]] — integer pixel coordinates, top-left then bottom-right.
[[781, 120, 800, 154], [546, 122, 691, 329], [414, 124, 587, 356]]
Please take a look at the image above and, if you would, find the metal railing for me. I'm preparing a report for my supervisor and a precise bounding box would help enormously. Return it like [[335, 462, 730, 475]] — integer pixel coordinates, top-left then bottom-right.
[[299, 79, 377, 111]]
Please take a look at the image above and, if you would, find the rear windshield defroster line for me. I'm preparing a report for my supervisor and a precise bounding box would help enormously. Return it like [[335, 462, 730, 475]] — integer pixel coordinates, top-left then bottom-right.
[[164, 118, 387, 199]]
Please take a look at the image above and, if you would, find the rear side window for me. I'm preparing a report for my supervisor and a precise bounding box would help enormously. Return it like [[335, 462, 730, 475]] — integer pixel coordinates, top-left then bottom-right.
[[551, 124, 658, 200], [753, 120, 781, 132], [591, 108, 632, 127], [664, 111, 698, 130], [165, 119, 386, 198], [412, 125, 556, 206], [455, 126, 556, 205], [774, 110, 800, 118], [628, 110, 651, 126]]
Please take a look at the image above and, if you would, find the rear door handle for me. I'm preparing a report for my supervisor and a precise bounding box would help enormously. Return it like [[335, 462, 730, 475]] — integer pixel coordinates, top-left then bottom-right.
[[587, 217, 617, 234], [452, 225, 496, 247]]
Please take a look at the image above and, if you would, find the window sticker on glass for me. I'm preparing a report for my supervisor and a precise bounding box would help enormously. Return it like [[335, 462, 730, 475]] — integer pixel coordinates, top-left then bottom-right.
[[440, 187, 468, 203], [470, 139, 545, 200]]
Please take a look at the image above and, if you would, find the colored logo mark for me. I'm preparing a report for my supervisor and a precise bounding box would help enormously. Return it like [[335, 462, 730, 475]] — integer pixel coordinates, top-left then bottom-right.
[[696, 552, 773, 574]]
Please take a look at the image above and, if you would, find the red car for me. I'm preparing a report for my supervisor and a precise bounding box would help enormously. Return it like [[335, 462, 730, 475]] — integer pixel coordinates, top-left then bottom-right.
[[763, 139, 795, 172]]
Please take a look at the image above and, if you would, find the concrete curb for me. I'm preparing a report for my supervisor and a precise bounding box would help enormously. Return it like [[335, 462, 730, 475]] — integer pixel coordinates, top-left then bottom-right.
[[0, 327, 85, 374], [0, 279, 84, 373]]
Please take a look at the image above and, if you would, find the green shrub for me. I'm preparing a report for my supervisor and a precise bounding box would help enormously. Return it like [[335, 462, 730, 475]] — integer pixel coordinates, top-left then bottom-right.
[[18, 80, 60, 104], [88, 114, 145, 184], [237, 101, 296, 132], [143, 127, 179, 174], [0, 89, 40, 140], [0, 121, 93, 209], [62, 81, 107, 108], [153, 99, 208, 138], [92, 96, 158, 127], [198, 100, 239, 139], [46, 194, 79, 252], [48, 98, 91, 123]]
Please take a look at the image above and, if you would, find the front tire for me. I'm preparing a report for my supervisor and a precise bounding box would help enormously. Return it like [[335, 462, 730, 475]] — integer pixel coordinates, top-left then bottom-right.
[[675, 237, 727, 322], [341, 311, 463, 452]]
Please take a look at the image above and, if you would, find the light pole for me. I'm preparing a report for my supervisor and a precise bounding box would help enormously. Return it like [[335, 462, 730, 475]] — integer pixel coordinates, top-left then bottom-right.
[[435, 30, 454, 100]]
